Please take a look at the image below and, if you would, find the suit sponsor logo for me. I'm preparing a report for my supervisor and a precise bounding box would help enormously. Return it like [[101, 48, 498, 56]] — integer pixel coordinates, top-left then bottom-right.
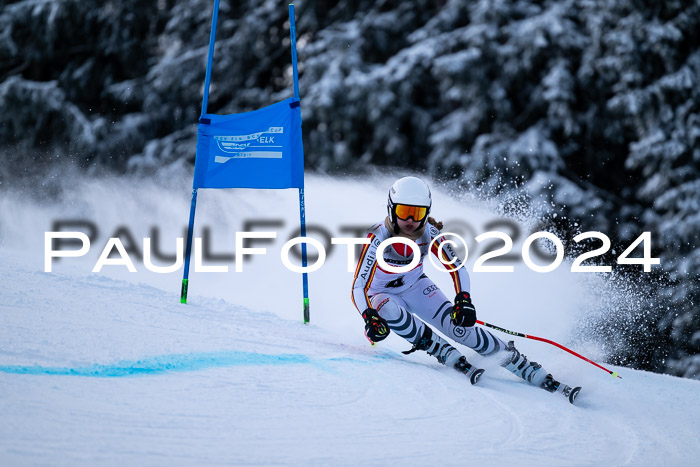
[[359, 252, 375, 280], [359, 237, 380, 280]]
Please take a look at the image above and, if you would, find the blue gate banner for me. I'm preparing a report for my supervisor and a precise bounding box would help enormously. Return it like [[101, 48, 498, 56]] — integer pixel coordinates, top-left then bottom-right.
[[193, 97, 304, 189]]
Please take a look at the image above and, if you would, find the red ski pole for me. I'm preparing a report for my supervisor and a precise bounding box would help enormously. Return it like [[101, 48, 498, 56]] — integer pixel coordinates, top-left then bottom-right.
[[476, 320, 622, 379]]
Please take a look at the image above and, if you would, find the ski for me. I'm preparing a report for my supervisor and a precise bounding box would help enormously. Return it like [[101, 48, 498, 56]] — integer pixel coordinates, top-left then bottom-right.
[[468, 368, 485, 385], [558, 384, 582, 404]]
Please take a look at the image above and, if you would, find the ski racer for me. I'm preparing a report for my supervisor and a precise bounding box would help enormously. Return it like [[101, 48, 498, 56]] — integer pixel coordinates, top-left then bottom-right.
[[351, 176, 579, 401]]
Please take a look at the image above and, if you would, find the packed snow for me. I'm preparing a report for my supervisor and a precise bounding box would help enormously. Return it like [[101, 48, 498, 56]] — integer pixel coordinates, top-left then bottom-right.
[[1, 173, 698, 465]]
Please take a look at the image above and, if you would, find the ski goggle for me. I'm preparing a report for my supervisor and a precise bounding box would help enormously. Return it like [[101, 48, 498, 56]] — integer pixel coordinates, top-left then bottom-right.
[[394, 204, 428, 221]]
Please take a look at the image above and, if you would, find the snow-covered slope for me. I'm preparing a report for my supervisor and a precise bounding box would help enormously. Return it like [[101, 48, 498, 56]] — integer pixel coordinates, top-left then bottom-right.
[[1, 174, 698, 465]]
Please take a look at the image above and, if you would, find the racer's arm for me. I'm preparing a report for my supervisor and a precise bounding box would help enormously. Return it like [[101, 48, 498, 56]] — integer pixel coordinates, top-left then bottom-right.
[[429, 226, 471, 294], [429, 226, 477, 327], [351, 232, 380, 314], [351, 232, 391, 342]]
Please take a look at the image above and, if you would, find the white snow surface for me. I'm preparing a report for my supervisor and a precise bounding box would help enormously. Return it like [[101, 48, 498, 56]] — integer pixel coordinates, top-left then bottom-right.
[[1, 173, 699, 466]]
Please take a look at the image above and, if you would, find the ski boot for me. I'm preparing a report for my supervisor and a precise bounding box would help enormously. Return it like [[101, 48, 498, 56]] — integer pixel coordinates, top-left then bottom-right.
[[502, 341, 581, 404], [541, 374, 582, 405], [403, 327, 485, 385], [501, 340, 548, 386], [453, 356, 485, 385]]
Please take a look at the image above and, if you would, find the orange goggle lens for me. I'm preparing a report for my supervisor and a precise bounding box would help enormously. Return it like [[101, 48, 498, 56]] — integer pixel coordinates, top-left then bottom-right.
[[394, 204, 428, 221]]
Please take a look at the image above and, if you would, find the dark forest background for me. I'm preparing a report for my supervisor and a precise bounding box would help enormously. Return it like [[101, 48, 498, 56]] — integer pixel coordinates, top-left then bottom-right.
[[0, 0, 698, 379]]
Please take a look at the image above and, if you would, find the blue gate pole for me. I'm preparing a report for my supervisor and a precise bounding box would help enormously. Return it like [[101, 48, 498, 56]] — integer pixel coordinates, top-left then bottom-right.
[[181, 188, 198, 303], [181, 0, 221, 304], [289, 4, 309, 323]]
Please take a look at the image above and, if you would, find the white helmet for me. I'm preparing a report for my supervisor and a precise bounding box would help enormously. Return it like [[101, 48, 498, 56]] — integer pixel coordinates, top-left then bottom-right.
[[387, 176, 432, 232]]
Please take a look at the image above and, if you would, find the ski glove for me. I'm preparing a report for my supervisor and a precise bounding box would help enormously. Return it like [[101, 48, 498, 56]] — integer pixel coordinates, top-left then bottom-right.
[[362, 308, 390, 342], [451, 291, 476, 327]]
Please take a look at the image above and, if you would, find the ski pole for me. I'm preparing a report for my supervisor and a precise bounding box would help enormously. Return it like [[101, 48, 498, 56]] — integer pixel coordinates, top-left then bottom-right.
[[476, 320, 622, 379]]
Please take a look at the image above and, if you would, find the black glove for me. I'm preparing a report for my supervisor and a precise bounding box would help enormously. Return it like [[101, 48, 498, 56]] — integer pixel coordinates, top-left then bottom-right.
[[362, 308, 390, 342], [451, 291, 476, 327]]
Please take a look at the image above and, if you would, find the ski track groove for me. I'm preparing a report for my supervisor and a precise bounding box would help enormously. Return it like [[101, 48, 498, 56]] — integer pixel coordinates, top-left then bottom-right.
[[476, 378, 525, 447]]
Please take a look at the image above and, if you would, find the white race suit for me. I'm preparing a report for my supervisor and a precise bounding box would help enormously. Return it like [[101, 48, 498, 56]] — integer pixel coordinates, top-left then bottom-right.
[[351, 219, 507, 357]]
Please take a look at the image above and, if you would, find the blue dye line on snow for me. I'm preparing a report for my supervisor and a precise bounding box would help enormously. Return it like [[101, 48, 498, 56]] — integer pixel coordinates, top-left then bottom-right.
[[0, 350, 315, 378]]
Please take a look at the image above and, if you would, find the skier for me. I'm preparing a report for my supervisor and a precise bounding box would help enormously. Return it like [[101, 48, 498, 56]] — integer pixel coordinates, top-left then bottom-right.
[[351, 176, 580, 402]]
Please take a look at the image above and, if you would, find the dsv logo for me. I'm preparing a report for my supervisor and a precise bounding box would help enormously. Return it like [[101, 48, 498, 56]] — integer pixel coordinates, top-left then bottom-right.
[[423, 285, 439, 295]]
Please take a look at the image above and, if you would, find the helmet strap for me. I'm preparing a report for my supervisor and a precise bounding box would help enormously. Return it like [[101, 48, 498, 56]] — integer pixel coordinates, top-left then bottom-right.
[[392, 219, 400, 234], [390, 210, 400, 235]]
